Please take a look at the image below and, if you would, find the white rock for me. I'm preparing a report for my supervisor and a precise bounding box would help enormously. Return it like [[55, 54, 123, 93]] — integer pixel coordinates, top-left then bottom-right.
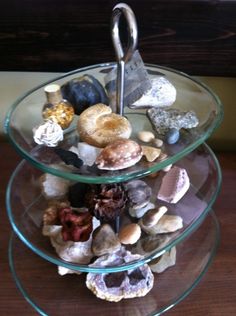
[[33, 120, 63, 147], [77, 142, 102, 166], [149, 247, 176, 273], [43, 217, 100, 264], [40, 173, 70, 199], [130, 77, 176, 108], [58, 266, 82, 276], [137, 131, 155, 143], [129, 202, 155, 218]]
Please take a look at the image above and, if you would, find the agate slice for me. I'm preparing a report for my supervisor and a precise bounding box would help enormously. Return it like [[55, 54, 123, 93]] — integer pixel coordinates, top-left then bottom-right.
[[86, 248, 154, 302]]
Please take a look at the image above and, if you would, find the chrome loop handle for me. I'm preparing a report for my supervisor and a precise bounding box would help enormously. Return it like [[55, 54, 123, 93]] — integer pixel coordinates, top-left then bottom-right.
[[111, 3, 138, 62], [111, 3, 138, 115]]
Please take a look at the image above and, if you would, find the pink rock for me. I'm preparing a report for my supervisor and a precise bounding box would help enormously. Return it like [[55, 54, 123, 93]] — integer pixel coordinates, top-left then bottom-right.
[[157, 166, 190, 203]]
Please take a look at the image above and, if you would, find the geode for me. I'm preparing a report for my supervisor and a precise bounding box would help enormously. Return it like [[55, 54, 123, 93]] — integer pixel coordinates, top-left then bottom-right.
[[147, 108, 199, 136], [86, 248, 154, 302]]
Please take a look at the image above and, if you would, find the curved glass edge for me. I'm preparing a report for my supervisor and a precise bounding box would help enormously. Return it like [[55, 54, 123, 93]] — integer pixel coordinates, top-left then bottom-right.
[[4, 63, 224, 184], [8, 211, 220, 316], [6, 143, 222, 273]]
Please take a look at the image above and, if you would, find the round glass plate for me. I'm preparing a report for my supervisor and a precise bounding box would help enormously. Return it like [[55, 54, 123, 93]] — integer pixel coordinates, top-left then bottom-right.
[[4, 63, 223, 183], [9, 211, 219, 316], [6, 143, 221, 273]]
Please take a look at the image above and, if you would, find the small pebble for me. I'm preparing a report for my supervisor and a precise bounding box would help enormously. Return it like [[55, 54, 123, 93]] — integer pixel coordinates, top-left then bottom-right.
[[165, 128, 180, 144], [152, 138, 163, 148], [118, 223, 141, 245], [138, 131, 155, 143], [142, 146, 161, 162]]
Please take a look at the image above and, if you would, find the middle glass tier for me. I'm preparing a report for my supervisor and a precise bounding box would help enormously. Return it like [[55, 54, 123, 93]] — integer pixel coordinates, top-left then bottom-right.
[[6, 143, 221, 272], [5, 63, 223, 183]]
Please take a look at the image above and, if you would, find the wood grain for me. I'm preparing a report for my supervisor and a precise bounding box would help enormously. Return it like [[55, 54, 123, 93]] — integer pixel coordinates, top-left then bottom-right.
[[0, 0, 235, 76], [0, 142, 236, 315]]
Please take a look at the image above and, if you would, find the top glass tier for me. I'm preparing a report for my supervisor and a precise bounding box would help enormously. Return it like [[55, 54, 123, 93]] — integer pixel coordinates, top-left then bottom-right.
[[5, 63, 223, 183]]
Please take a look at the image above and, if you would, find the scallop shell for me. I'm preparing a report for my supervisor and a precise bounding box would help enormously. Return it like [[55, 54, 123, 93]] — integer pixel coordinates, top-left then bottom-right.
[[96, 139, 143, 170]]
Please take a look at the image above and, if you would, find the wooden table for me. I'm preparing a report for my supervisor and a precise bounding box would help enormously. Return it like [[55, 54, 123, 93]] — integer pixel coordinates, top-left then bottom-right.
[[1, 142, 236, 315]]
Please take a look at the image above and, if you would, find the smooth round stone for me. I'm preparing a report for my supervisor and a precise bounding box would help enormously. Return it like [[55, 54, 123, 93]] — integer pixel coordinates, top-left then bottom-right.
[[152, 138, 163, 148], [138, 131, 155, 143], [165, 128, 180, 144], [118, 223, 141, 245]]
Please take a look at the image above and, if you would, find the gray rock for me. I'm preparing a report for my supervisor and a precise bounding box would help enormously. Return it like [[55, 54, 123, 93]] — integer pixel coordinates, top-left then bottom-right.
[[147, 108, 199, 136], [165, 128, 180, 144]]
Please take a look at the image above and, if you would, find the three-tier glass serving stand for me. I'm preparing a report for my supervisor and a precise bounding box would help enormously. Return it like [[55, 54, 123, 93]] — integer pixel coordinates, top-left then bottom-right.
[[4, 5, 223, 316]]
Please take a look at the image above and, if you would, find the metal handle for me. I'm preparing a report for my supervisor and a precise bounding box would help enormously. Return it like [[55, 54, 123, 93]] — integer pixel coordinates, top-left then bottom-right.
[[111, 3, 138, 115]]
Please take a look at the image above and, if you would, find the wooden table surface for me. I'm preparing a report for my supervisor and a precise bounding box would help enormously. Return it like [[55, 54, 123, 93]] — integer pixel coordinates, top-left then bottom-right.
[[1, 142, 236, 316]]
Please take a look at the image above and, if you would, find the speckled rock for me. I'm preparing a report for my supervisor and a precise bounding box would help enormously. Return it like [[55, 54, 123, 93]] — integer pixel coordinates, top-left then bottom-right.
[[147, 108, 199, 136]]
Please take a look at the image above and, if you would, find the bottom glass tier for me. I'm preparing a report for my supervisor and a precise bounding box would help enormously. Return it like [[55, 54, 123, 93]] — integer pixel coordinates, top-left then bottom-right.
[[9, 211, 219, 316]]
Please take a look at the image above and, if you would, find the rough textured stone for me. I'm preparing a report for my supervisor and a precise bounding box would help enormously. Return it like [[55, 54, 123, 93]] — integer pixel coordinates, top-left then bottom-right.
[[147, 108, 199, 135]]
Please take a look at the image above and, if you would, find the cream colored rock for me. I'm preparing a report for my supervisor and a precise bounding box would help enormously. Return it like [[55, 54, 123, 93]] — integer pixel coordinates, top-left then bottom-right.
[[92, 224, 121, 256], [152, 138, 163, 148], [141, 206, 168, 227], [149, 247, 176, 273], [118, 223, 141, 245], [162, 164, 172, 172], [142, 145, 161, 162], [137, 131, 155, 143], [140, 215, 183, 235]]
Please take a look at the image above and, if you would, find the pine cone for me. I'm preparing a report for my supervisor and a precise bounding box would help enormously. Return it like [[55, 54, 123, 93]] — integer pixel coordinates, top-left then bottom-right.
[[86, 184, 127, 222]]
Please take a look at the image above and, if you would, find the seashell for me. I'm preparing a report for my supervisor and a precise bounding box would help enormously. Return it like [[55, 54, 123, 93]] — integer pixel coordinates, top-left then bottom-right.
[[96, 139, 142, 170], [142, 145, 161, 162], [61, 74, 109, 115], [130, 77, 176, 109], [92, 224, 121, 256], [147, 108, 199, 136], [33, 120, 63, 147], [141, 206, 168, 227], [137, 131, 155, 143], [118, 223, 141, 245], [149, 247, 176, 273], [86, 248, 154, 302], [129, 202, 155, 218], [140, 214, 183, 235], [77, 104, 132, 147], [157, 166, 190, 203], [124, 179, 152, 209]]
